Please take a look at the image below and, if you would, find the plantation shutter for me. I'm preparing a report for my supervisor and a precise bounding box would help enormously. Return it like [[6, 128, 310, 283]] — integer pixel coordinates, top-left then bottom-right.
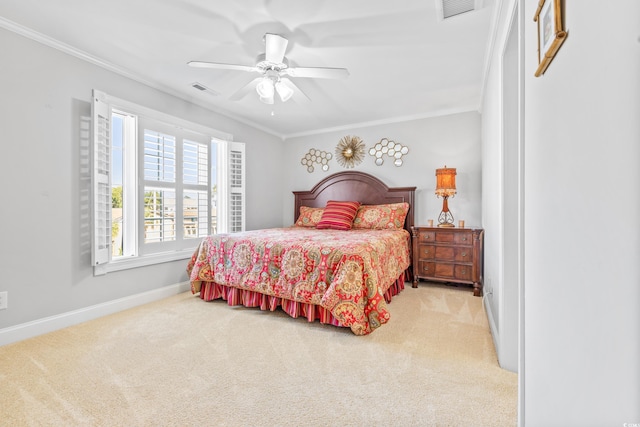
[[183, 140, 209, 239], [91, 90, 112, 266], [215, 140, 245, 234], [229, 141, 245, 232], [142, 128, 177, 247]]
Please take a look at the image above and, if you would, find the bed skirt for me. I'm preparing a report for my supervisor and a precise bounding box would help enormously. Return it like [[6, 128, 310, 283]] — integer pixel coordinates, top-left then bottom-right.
[[197, 271, 408, 329]]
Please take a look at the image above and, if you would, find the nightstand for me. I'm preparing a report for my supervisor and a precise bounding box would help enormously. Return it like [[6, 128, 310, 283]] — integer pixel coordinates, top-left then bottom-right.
[[411, 226, 484, 296]]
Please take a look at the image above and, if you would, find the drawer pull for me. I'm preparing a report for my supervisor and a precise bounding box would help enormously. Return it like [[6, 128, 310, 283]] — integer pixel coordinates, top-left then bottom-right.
[[423, 266, 429, 272], [462, 237, 467, 241], [460, 269, 466, 274], [461, 252, 467, 257]]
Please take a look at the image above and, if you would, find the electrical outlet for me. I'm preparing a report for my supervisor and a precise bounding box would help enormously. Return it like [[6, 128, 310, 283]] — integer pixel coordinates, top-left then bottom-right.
[[0, 291, 7, 310], [484, 278, 493, 297]]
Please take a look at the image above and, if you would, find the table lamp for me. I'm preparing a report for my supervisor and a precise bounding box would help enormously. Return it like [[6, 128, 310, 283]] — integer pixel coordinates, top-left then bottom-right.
[[435, 166, 456, 227]]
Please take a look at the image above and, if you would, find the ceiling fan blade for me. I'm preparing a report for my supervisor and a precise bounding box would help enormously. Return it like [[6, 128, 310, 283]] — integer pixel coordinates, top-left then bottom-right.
[[285, 67, 349, 79], [188, 61, 258, 73], [264, 33, 288, 64], [280, 78, 310, 104], [229, 77, 261, 101]]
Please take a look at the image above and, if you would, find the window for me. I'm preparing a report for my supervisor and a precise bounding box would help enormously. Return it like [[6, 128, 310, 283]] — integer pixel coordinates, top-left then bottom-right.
[[91, 90, 245, 275]]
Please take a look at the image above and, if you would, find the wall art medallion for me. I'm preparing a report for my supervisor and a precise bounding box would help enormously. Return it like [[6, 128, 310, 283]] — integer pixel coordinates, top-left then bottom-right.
[[335, 135, 365, 168], [368, 138, 409, 166], [300, 148, 332, 172]]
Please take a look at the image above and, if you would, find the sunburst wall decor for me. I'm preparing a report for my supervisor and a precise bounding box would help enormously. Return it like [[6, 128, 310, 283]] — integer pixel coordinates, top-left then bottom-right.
[[335, 135, 365, 168]]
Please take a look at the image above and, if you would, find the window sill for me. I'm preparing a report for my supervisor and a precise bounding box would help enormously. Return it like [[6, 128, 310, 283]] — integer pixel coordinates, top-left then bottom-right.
[[93, 249, 194, 276]]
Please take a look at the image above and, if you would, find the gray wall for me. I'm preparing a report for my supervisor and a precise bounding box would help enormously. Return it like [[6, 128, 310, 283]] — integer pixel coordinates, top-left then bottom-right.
[[283, 112, 482, 228], [0, 28, 284, 333], [484, 0, 640, 424], [523, 0, 640, 423]]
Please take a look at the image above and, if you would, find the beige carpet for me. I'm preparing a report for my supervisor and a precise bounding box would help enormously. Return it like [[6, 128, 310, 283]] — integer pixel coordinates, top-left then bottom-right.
[[0, 283, 517, 427]]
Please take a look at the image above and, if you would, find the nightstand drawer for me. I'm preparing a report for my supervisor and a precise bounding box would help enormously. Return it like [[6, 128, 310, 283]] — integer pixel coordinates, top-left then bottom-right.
[[418, 261, 436, 276], [454, 232, 473, 245], [454, 265, 472, 281], [454, 247, 472, 262], [417, 244, 436, 259], [417, 230, 436, 243]]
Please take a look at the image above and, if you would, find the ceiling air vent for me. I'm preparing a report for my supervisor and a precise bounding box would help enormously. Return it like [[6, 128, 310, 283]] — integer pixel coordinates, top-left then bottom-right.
[[436, 0, 483, 20], [191, 82, 219, 96]]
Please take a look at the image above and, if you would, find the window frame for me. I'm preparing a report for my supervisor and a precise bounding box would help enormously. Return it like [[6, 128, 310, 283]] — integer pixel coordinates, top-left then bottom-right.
[[91, 90, 244, 276]]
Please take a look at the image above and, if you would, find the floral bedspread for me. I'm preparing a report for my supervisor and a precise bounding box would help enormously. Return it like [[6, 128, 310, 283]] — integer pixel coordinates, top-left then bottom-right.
[[187, 227, 411, 335]]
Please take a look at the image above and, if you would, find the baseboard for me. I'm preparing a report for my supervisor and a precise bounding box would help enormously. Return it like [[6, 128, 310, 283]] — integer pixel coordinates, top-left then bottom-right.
[[0, 282, 191, 347], [483, 294, 501, 364]]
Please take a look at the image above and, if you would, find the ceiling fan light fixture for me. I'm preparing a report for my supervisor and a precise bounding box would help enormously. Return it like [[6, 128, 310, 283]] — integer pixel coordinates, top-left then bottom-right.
[[275, 81, 294, 102], [189, 34, 347, 104], [259, 95, 274, 105], [256, 77, 275, 98]]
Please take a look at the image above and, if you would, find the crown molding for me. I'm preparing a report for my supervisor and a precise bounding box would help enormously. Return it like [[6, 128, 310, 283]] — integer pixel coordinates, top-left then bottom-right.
[[283, 104, 480, 140], [0, 16, 285, 141]]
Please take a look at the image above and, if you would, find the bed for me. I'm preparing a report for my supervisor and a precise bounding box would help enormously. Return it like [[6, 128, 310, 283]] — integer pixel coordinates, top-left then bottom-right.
[[187, 171, 416, 335]]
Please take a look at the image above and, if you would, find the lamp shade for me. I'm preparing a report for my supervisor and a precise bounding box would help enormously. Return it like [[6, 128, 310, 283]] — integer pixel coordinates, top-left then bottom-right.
[[435, 166, 456, 197], [256, 77, 275, 98], [275, 81, 293, 102]]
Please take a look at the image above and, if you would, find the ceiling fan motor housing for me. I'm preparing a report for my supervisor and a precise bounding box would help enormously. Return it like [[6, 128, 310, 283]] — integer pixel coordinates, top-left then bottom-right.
[[255, 53, 288, 73]]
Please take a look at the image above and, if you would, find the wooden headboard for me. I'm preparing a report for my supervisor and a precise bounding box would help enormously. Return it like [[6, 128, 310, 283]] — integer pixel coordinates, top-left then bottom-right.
[[293, 171, 416, 234]]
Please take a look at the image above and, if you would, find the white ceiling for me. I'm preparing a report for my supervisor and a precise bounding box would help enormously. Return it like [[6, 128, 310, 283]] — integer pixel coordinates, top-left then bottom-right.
[[0, 0, 495, 139]]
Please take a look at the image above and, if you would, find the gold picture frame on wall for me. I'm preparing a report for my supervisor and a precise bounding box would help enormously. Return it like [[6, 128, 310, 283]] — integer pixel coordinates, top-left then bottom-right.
[[534, 0, 567, 77]]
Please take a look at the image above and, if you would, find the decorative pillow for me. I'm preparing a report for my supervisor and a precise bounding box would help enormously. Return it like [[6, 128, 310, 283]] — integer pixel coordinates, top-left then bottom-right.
[[316, 200, 361, 231], [352, 202, 410, 229], [294, 206, 325, 227]]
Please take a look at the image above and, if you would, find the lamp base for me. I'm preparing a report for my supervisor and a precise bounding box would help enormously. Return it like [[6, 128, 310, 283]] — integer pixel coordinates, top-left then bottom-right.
[[437, 195, 455, 228]]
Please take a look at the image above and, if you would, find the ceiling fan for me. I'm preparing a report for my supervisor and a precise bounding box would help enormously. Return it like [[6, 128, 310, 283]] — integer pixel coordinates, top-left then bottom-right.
[[188, 33, 349, 105]]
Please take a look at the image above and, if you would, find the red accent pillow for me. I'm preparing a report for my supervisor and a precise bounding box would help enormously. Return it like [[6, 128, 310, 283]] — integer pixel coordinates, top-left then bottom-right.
[[316, 200, 361, 230]]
